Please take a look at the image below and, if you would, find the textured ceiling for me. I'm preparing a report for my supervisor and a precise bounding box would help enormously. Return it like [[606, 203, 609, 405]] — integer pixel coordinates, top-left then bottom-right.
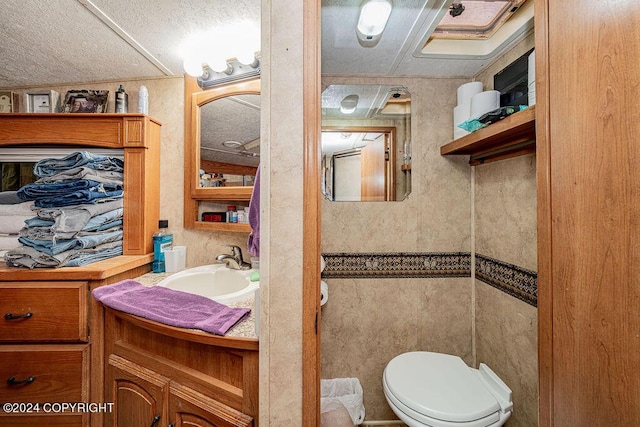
[[0, 0, 260, 88], [0, 0, 533, 89], [200, 94, 260, 166]]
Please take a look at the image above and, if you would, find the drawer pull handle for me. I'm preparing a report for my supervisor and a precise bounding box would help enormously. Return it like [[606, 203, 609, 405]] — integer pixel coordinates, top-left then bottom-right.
[[7, 376, 36, 386], [4, 312, 33, 320], [150, 414, 161, 427]]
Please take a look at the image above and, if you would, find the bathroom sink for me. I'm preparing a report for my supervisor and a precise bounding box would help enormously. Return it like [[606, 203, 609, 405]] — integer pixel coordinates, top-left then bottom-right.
[[157, 264, 258, 304]]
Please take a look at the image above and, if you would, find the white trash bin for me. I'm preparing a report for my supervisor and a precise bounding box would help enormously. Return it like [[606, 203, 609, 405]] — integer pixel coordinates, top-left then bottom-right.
[[320, 377, 365, 426]]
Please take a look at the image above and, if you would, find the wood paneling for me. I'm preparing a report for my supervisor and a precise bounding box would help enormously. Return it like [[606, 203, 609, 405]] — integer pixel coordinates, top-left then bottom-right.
[[537, 0, 640, 425], [302, 0, 322, 425]]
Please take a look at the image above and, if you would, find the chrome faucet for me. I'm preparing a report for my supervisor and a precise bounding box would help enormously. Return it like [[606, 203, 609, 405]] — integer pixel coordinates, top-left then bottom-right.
[[216, 245, 251, 270]]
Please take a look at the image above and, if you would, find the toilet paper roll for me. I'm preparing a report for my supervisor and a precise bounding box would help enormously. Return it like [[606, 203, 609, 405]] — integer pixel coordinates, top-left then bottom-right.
[[457, 81, 483, 106], [453, 102, 471, 126], [320, 280, 329, 306], [528, 50, 536, 86], [320, 255, 326, 273], [470, 90, 501, 118]]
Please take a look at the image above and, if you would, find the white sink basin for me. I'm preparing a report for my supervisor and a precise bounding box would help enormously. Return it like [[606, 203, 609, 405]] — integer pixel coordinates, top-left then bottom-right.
[[157, 264, 259, 304]]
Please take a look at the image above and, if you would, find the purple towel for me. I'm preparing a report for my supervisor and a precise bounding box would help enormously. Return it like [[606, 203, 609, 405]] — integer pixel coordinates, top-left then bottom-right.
[[247, 167, 260, 257], [92, 280, 251, 336]]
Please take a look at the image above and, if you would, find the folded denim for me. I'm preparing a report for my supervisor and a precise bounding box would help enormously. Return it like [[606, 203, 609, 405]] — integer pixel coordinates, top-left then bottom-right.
[[35, 167, 124, 185], [33, 151, 124, 178], [17, 180, 122, 200], [19, 229, 123, 255], [36, 199, 123, 235], [34, 191, 123, 208], [21, 218, 123, 241], [6, 241, 123, 268]]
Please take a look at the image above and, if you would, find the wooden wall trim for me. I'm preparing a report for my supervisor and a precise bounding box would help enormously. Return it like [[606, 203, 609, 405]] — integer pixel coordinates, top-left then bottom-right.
[[534, 0, 553, 425], [302, 0, 322, 425]]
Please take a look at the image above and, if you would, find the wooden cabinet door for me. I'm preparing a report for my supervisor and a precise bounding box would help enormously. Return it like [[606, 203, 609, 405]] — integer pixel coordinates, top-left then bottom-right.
[[537, 0, 640, 425], [169, 383, 253, 427], [105, 355, 169, 427]]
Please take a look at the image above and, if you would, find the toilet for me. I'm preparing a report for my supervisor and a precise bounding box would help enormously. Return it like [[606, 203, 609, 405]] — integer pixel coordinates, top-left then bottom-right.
[[383, 352, 513, 427]]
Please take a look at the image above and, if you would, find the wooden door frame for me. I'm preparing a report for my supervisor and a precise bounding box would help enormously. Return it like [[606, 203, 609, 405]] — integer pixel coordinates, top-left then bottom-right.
[[302, 0, 322, 425], [534, 0, 552, 425]]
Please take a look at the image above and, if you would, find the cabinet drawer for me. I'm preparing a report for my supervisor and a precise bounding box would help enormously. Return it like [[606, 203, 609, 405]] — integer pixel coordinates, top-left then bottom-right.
[[0, 282, 88, 342], [0, 415, 83, 426], [0, 345, 88, 404]]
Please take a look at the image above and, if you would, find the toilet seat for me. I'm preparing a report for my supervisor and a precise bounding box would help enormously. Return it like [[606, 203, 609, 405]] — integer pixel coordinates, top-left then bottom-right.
[[383, 352, 512, 427]]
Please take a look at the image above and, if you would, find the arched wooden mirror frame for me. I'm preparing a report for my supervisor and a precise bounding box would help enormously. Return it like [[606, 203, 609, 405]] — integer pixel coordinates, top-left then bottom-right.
[[183, 76, 260, 230]]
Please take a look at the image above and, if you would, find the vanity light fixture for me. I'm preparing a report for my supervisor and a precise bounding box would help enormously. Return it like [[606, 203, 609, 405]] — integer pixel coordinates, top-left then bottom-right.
[[181, 23, 260, 88], [356, 0, 393, 47], [197, 58, 261, 89], [340, 95, 359, 114]]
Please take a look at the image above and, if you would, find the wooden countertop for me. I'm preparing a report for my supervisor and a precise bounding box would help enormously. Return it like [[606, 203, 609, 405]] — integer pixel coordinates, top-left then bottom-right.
[[0, 254, 153, 281]]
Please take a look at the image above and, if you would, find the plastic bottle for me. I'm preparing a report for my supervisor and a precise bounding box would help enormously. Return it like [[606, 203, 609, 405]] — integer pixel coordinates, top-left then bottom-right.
[[115, 85, 128, 113], [137, 85, 149, 114], [226, 205, 236, 223], [152, 220, 173, 273], [237, 209, 245, 224]]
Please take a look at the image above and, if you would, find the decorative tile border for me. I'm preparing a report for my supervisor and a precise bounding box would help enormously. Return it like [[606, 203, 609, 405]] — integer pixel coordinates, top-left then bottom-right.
[[321, 252, 471, 279], [321, 252, 537, 306], [475, 253, 537, 307]]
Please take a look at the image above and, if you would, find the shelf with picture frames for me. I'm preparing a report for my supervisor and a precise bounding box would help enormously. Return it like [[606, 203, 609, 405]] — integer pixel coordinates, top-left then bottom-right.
[[441, 106, 536, 165]]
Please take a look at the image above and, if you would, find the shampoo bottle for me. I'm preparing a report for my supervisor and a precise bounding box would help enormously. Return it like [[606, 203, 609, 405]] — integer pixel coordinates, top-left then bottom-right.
[[152, 220, 173, 273]]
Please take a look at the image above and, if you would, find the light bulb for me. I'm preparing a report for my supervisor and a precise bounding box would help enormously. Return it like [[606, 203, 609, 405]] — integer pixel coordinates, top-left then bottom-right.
[[183, 56, 204, 77], [237, 50, 258, 66]]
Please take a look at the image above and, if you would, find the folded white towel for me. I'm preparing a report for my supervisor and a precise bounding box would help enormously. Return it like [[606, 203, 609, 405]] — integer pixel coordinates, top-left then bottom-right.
[[0, 202, 35, 216], [0, 215, 32, 234], [0, 235, 20, 251]]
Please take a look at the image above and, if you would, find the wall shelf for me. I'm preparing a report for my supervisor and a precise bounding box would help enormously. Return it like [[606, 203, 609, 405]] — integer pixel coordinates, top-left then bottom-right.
[[441, 106, 536, 165], [192, 221, 252, 233]]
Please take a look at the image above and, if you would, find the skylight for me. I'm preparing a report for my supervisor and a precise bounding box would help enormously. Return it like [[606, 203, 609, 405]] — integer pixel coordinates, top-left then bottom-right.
[[431, 0, 527, 40]]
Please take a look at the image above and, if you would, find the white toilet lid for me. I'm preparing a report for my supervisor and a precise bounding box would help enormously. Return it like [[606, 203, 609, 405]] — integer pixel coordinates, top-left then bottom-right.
[[384, 352, 500, 423]]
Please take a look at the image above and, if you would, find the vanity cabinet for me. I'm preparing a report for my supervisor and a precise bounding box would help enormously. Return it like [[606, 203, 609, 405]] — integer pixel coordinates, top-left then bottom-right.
[[103, 308, 258, 427], [0, 259, 153, 426]]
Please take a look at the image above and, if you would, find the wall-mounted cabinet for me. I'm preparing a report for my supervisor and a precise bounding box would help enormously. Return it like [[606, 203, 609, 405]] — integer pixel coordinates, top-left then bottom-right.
[[441, 106, 535, 165], [184, 77, 259, 233], [0, 113, 160, 254]]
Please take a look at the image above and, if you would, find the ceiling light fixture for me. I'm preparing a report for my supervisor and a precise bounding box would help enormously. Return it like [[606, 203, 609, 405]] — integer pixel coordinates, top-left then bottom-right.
[[340, 95, 359, 114], [356, 0, 393, 47]]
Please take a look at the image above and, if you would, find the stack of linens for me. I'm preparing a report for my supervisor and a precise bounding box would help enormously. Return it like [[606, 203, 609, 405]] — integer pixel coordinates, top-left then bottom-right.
[[5, 151, 125, 268], [0, 192, 34, 260]]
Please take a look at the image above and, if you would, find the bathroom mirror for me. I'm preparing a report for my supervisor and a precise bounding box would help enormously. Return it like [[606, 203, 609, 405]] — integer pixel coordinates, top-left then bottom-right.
[[321, 84, 411, 201], [199, 93, 260, 188], [185, 77, 260, 203]]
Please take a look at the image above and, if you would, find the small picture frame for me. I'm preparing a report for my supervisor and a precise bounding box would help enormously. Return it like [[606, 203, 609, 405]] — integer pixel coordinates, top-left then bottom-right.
[[24, 90, 59, 113], [0, 91, 20, 113], [61, 90, 109, 113]]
